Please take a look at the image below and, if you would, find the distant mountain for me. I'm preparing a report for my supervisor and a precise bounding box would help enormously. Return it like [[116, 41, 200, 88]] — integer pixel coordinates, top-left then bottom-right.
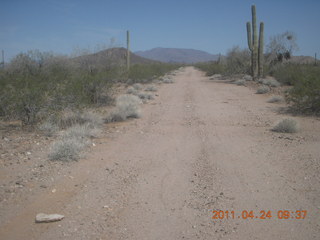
[[135, 47, 220, 63], [73, 48, 157, 67]]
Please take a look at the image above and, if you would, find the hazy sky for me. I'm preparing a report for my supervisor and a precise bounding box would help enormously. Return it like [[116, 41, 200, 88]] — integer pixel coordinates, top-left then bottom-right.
[[1, 0, 319, 60]]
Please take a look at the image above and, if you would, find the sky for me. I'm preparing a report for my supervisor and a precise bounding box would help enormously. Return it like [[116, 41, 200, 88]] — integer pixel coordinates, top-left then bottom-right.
[[1, 0, 319, 61]]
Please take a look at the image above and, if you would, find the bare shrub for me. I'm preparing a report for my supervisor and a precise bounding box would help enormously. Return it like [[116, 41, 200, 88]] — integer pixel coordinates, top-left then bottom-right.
[[256, 86, 270, 94], [272, 118, 299, 133], [267, 96, 284, 103], [105, 95, 141, 122]]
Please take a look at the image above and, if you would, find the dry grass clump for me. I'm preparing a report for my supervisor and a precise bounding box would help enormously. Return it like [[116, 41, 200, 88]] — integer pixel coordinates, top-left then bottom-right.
[[256, 85, 270, 94], [38, 121, 59, 136], [63, 124, 100, 139], [47, 111, 102, 161], [267, 95, 284, 103], [260, 78, 281, 87], [137, 92, 154, 100], [132, 83, 143, 90], [48, 137, 88, 161], [162, 77, 174, 84], [126, 86, 139, 95], [57, 111, 103, 129], [145, 85, 158, 92], [234, 79, 246, 86], [105, 95, 141, 122], [272, 118, 299, 133]]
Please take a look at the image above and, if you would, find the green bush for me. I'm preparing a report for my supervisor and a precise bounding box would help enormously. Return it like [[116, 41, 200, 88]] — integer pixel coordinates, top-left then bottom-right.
[[225, 46, 251, 75], [287, 68, 320, 113], [195, 62, 226, 76], [0, 50, 177, 124], [128, 63, 180, 83]]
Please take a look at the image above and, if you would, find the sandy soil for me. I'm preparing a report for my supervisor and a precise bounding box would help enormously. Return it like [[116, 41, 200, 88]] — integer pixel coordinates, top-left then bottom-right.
[[0, 67, 319, 239]]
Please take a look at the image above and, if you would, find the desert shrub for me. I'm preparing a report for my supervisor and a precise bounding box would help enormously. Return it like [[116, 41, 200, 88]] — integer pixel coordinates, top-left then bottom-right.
[[162, 77, 174, 83], [48, 137, 88, 161], [132, 83, 143, 90], [38, 121, 59, 136], [128, 63, 180, 83], [145, 85, 158, 92], [126, 86, 139, 95], [256, 86, 270, 94], [234, 79, 246, 86], [225, 46, 251, 75], [271, 64, 304, 85], [272, 118, 299, 133], [137, 92, 154, 100], [57, 110, 103, 129], [260, 78, 281, 87], [106, 95, 141, 122], [195, 62, 226, 76], [286, 66, 320, 113], [63, 123, 100, 139], [267, 96, 284, 103], [0, 50, 113, 124]]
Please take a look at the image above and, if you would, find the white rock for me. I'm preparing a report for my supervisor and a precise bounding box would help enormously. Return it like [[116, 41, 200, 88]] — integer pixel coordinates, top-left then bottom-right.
[[35, 213, 64, 223]]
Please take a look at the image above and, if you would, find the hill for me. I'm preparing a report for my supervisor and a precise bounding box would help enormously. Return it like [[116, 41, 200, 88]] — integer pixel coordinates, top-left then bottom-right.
[[73, 48, 158, 67], [135, 47, 220, 63]]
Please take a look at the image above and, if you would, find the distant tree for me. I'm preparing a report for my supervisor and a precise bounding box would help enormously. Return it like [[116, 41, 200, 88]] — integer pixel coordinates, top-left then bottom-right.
[[266, 31, 299, 63]]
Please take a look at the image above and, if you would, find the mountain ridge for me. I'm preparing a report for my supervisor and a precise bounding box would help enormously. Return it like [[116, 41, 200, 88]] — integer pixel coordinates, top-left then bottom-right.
[[135, 47, 220, 63]]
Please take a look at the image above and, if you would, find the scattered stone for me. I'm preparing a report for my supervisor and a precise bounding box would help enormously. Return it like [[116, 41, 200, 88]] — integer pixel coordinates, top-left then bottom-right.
[[35, 213, 64, 223]]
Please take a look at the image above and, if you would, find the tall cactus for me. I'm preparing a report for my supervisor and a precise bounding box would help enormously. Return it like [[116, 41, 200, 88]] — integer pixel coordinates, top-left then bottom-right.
[[258, 22, 264, 77], [126, 30, 130, 71], [247, 5, 264, 80]]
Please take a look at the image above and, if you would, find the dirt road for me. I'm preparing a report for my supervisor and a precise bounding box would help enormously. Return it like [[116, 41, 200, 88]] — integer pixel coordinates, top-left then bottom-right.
[[0, 67, 319, 239]]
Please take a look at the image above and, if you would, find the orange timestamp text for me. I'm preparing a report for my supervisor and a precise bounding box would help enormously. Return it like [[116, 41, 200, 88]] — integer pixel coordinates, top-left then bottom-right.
[[212, 210, 307, 220]]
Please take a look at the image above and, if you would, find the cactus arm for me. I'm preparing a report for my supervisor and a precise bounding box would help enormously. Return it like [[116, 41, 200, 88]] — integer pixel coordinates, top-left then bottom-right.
[[252, 5, 258, 48], [258, 22, 264, 77], [246, 22, 252, 51]]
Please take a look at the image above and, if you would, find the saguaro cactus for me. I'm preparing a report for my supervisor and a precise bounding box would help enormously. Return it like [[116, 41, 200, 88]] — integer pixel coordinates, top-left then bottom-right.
[[246, 5, 264, 80], [126, 30, 130, 71], [258, 22, 264, 77]]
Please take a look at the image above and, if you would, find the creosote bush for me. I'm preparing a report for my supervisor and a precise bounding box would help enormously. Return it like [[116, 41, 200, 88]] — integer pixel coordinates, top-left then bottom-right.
[[272, 118, 299, 133], [0, 50, 179, 124]]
